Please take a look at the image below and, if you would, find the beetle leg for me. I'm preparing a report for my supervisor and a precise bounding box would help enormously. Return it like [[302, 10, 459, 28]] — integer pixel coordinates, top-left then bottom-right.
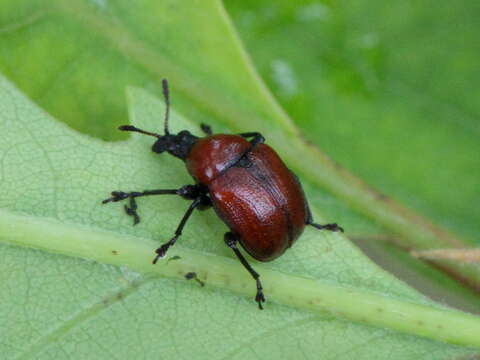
[[153, 196, 204, 264], [224, 232, 266, 310], [239, 132, 265, 146], [309, 222, 344, 232], [102, 185, 203, 225], [304, 193, 344, 232], [306, 210, 344, 232], [124, 196, 140, 225], [200, 123, 213, 135]]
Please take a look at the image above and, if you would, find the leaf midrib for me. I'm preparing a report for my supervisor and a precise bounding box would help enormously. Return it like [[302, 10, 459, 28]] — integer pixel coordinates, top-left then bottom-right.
[[2, 209, 480, 349]]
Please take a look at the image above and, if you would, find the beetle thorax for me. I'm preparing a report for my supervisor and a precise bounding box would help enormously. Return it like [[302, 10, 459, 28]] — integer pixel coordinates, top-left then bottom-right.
[[185, 135, 251, 184]]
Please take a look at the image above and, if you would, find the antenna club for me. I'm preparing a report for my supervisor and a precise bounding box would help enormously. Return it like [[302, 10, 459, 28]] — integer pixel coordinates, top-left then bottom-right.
[[119, 125, 136, 131]]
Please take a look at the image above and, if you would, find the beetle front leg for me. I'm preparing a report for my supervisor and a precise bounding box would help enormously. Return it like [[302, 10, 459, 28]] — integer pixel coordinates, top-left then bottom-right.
[[224, 232, 266, 309], [102, 185, 202, 225]]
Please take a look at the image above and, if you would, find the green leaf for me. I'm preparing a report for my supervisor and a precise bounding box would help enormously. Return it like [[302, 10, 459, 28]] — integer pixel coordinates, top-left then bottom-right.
[[1, 76, 479, 359], [1, 0, 480, 358]]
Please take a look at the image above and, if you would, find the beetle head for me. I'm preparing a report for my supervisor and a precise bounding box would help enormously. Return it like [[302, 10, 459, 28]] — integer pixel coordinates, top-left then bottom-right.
[[118, 79, 199, 161], [151, 130, 198, 160]]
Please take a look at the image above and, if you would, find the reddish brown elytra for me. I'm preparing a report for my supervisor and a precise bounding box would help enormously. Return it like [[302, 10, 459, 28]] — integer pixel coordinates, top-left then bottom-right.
[[102, 79, 343, 309]]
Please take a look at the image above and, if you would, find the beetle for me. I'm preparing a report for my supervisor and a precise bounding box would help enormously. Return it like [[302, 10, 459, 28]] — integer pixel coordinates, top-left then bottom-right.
[[103, 79, 343, 309]]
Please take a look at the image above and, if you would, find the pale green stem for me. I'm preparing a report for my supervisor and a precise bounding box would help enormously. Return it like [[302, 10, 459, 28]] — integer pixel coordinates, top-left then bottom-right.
[[1, 209, 479, 349]]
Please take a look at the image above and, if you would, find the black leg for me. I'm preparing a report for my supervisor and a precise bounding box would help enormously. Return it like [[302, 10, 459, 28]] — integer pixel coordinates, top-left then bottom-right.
[[309, 222, 344, 232], [224, 232, 266, 309], [239, 132, 265, 146], [288, 170, 343, 233], [124, 196, 140, 225], [305, 204, 344, 232], [102, 185, 202, 225], [153, 197, 202, 264], [200, 123, 213, 136]]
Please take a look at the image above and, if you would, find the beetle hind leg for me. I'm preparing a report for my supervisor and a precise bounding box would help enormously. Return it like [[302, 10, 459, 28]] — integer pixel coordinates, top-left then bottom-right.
[[255, 279, 266, 308], [305, 200, 344, 232], [224, 232, 266, 309], [309, 222, 344, 232]]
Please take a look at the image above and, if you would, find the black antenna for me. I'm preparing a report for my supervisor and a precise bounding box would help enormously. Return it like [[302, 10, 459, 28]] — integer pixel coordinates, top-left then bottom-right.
[[118, 125, 160, 138], [162, 79, 170, 135]]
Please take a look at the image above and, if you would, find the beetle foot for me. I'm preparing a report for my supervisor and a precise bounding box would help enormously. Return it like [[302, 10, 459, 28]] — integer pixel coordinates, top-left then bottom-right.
[[102, 191, 130, 203], [255, 279, 266, 310], [324, 223, 344, 232], [255, 291, 266, 310], [124, 204, 140, 225], [310, 222, 344, 233], [102, 191, 142, 225], [152, 236, 178, 264]]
